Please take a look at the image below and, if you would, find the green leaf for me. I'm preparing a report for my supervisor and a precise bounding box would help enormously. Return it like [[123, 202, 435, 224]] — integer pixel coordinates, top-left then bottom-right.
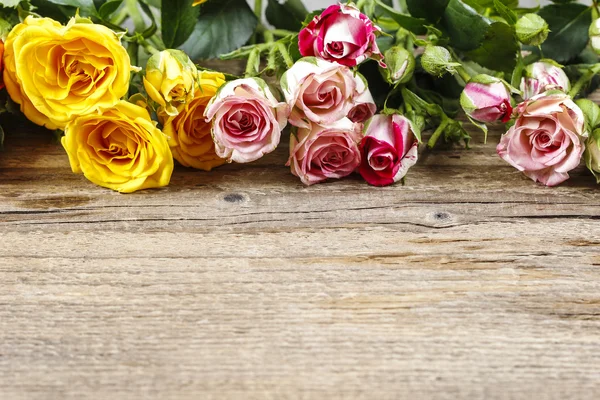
[[462, 0, 518, 12], [406, 0, 449, 22], [539, 3, 592, 63], [467, 22, 518, 72], [179, 0, 258, 60], [442, 0, 491, 51], [265, 0, 308, 32], [0, 0, 21, 7], [511, 54, 526, 89], [493, 0, 517, 25], [161, 0, 200, 49], [374, 0, 427, 35], [29, 0, 77, 22], [98, 0, 123, 20], [143, 0, 161, 8], [44, 0, 97, 16]]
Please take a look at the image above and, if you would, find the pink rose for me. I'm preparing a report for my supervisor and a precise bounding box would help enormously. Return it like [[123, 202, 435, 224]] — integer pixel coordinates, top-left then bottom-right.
[[497, 92, 588, 186], [460, 75, 512, 124], [298, 3, 384, 68], [521, 61, 570, 100], [281, 57, 366, 128], [287, 118, 362, 185], [358, 114, 419, 187], [205, 78, 288, 163]]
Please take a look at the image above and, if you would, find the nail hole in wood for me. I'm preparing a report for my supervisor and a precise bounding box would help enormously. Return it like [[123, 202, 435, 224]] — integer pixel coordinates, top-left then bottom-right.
[[434, 212, 451, 221], [223, 193, 245, 203]]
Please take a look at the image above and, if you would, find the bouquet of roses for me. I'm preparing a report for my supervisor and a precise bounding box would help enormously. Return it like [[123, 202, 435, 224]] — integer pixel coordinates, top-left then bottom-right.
[[0, 0, 599, 193]]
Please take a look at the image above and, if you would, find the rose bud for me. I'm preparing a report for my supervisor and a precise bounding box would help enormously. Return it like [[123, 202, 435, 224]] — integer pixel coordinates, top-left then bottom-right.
[[348, 75, 376, 123], [520, 61, 570, 100], [576, 98, 600, 133], [421, 46, 460, 78], [204, 78, 289, 163], [287, 118, 362, 186], [590, 18, 600, 55], [585, 128, 600, 183], [497, 92, 588, 187], [515, 14, 549, 46], [298, 3, 384, 68], [281, 57, 365, 128], [460, 75, 512, 124], [143, 49, 199, 117], [379, 46, 415, 86], [358, 114, 419, 187]]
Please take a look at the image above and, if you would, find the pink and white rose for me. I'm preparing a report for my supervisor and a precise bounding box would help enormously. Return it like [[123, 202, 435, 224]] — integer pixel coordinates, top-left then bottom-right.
[[281, 57, 367, 128], [298, 3, 384, 68], [460, 75, 513, 124], [287, 118, 362, 185], [358, 114, 419, 187], [348, 76, 376, 123], [521, 61, 570, 100], [205, 78, 288, 163], [497, 92, 587, 186]]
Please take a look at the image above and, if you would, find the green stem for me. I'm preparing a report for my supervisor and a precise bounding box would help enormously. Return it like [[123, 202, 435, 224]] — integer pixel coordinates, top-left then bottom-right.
[[125, 0, 145, 32], [405, 33, 414, 51], [270, 29, 296, 37], [447, 48, 471, 83], [277, 42, 294, 68], [266, 45, 278, 75], [427, 118, 449, 149], [110, 6, 129, 26], [245, 48, 262, 77], [148, 35, 166, 52], [455, 66, 471, 84], [127, 42, 139, 72], [569, 64, 600, 98], [254, 0, 262, 19], [139, 38, 159, 56], [264, 30, 275, 43], [384, 85, 402, 111]]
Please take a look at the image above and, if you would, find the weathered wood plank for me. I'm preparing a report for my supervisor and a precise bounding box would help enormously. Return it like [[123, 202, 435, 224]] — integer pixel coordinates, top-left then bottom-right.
[[0, 106, 599, 399]]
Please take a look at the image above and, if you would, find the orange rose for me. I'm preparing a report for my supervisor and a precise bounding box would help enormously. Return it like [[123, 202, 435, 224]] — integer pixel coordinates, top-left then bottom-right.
[[162, 70, 226, 170]]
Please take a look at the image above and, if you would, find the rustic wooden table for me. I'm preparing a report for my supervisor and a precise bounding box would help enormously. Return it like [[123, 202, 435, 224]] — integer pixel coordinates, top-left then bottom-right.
[[1, 107, 600, 399]]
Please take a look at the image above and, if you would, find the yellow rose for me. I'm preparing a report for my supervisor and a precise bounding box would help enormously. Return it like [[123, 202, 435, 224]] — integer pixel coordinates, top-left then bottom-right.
[[62, 101, 174, 193], [3, 16, 132, 130], [162, 70, 226, 170], [143, 49, 198, 116], [192, 0, 208, 6]]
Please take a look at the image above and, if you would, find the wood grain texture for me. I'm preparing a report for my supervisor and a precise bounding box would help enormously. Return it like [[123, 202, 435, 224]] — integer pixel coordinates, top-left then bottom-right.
[[1, 97, 600, 400]]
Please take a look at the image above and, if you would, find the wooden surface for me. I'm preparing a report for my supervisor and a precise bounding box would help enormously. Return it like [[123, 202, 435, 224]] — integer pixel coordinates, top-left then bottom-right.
[[1, 106, 600, 400]]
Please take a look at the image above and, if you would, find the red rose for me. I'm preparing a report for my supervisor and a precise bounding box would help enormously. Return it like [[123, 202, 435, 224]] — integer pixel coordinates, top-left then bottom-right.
[[359, 114, 419, 186], [298, 3, 384, 68]]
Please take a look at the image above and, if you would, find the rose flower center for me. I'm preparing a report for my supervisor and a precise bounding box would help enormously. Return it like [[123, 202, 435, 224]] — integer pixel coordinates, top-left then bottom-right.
[[327, 41, 345, 56], [227, 109, 259, 137], [533, 129, 561, 152]]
